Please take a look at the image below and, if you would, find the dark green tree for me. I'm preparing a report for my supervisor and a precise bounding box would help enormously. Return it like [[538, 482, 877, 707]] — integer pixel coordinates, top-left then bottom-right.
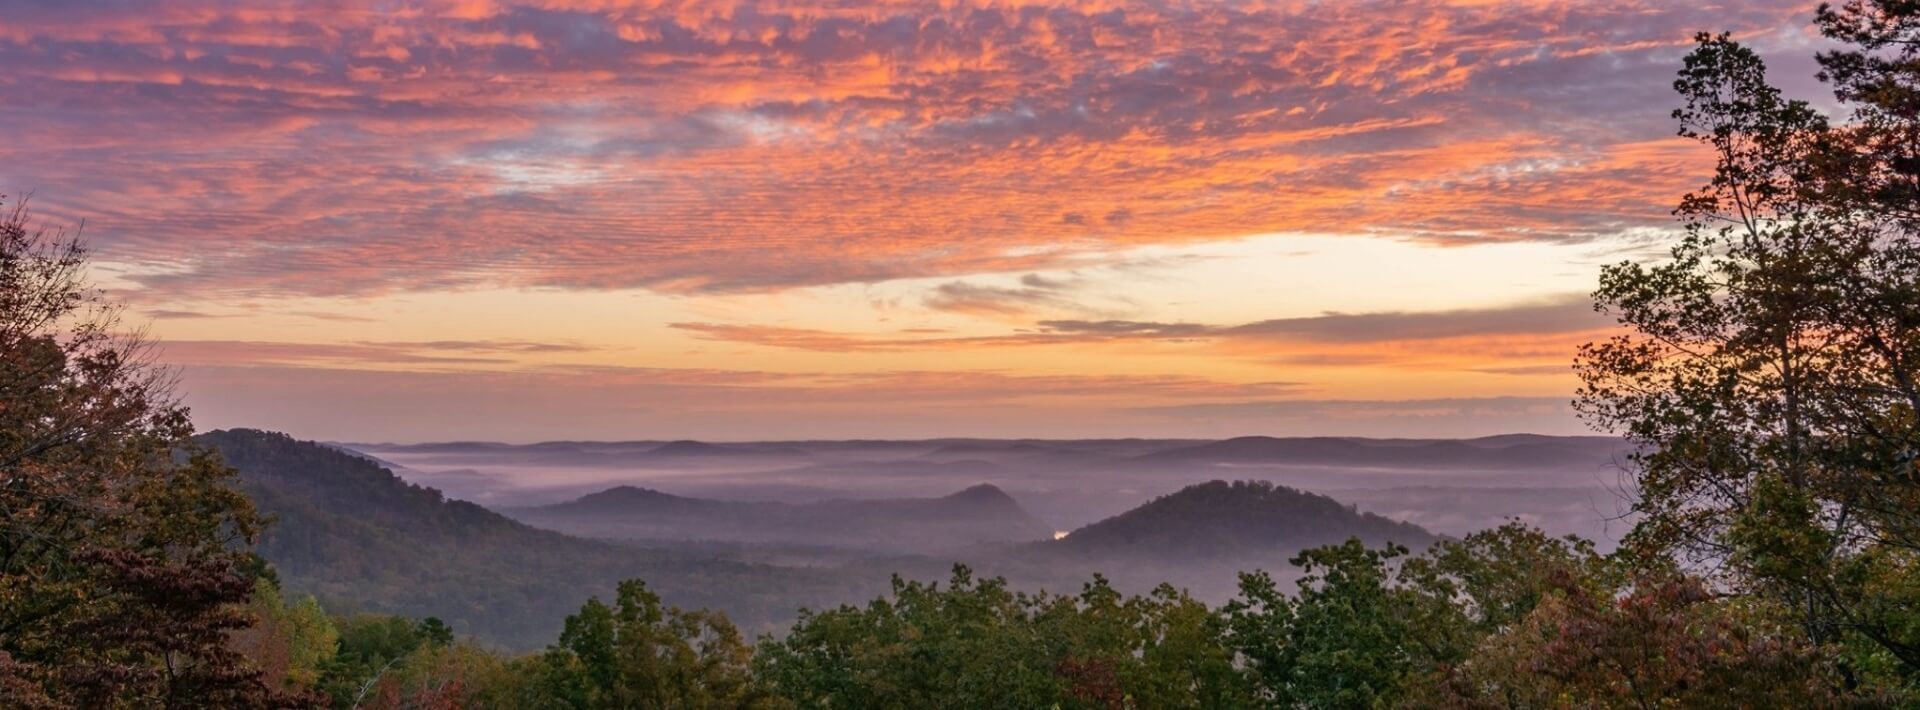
[[319, 614, 445, 706], [534, 579, 769, 709], [756, 565, 1251, 709], [1221, 524, 1624, 706], [1225, 539, 1463, 707], [416, 617, 455, 647], [754, 567, 1064, 709]]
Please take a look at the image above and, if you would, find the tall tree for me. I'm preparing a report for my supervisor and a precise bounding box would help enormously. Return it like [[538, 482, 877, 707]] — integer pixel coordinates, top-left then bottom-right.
[[1578, 16, 1920, 678], [0, 200, 301, 706]]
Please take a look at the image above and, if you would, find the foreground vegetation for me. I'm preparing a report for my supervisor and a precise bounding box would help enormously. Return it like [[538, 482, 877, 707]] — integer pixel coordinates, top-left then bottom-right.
[[3, 1, 1919, 706], [219, 522, 1882, 708]]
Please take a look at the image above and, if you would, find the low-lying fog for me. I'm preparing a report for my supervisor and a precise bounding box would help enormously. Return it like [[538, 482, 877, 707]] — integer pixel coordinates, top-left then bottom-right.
[[344, 435, 1639, 547]]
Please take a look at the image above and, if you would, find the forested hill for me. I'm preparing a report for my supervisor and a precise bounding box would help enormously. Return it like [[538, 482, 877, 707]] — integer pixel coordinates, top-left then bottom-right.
[[1050, 480, 1437, 561], [504, 482, 1054, 553], [197, 430, 1444, 650], [198, 429, 871, 650]]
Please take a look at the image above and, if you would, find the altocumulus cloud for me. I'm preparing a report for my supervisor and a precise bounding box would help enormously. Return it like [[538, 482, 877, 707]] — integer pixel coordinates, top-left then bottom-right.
[[0, 0, 1818, 300]]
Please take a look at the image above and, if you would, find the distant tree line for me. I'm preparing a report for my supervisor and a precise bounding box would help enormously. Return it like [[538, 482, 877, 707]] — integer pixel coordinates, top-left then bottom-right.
[[2, 0, 1918, 706]]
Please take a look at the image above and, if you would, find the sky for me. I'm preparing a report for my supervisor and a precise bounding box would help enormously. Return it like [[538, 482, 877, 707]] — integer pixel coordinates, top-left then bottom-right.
[[0, 0, 1839, 442]]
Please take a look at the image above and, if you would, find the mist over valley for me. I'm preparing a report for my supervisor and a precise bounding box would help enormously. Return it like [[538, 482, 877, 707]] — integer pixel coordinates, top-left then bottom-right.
[[348, 434, 1636, 546]]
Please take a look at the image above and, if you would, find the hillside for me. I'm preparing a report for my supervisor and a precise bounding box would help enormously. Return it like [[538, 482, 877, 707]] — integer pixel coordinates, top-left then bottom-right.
[[504, 482, 1054, 554], [200, 429, 872, 650], [1049, 480, 1437, 562]]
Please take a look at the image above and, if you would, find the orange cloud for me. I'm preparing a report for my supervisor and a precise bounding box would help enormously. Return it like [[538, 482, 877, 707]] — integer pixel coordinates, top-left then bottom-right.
[[0, 0, 1817, 299]]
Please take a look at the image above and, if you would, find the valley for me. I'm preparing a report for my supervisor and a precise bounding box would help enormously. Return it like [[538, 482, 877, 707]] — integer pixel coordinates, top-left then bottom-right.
[[211, 429, 1632, 650]]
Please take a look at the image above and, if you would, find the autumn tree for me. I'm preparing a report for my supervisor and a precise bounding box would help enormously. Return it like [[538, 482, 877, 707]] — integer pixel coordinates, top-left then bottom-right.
[[348, 640, 517, 710], [230, 577, 340, 696], [1441, 571, 1854, 707], [0, 199, 308, 706], [1577, 17, 1920, 679]]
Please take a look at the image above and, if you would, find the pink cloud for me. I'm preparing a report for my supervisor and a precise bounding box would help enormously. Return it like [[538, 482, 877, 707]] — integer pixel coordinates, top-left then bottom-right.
[[0, 0, 1822, 299]]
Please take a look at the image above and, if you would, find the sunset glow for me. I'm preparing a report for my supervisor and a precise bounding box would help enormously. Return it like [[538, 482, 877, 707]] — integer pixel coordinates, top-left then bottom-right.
[[0, 0, 1833, 440]]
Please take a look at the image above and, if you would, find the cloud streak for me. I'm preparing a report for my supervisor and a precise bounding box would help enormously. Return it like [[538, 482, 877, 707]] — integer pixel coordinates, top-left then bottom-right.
[[158, 338, 596, 369], [674, 294, 1613, 352], [1217, 296, 1607, 342]]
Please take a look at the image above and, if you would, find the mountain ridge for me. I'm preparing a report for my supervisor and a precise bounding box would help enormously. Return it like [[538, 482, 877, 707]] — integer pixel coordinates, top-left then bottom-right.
[[505, 481, 1053, 554]]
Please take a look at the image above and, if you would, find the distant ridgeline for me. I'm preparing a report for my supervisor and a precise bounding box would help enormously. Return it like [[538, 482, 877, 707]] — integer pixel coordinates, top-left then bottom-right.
[[500, 482, 1054, 554], [200, 429, 1441, 651]]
